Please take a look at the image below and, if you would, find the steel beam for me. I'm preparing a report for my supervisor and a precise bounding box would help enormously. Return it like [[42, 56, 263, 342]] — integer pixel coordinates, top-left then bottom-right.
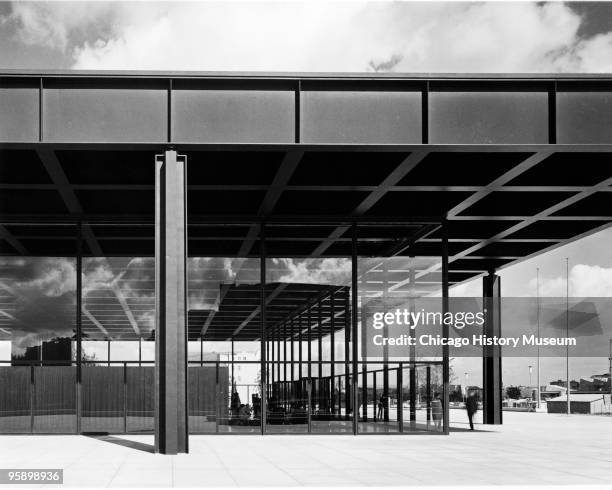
[[155, 150, 188, 454], [312, 151, 430, 256]]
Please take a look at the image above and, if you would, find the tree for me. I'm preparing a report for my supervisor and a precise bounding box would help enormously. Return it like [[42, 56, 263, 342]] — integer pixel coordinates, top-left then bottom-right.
[[505, 386, 522, 400]]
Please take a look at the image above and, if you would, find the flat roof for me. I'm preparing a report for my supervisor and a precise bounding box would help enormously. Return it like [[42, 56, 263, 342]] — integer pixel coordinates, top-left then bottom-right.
[[1, 69, 611, 80]]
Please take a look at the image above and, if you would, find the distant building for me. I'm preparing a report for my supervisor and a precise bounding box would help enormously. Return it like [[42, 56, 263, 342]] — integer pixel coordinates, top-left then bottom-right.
[[540, 384, 566, 401], [578, 374, 610, 393], [12, 337, 73, 365], [550, 379, 580, 391], [547, 394, 611, 414]]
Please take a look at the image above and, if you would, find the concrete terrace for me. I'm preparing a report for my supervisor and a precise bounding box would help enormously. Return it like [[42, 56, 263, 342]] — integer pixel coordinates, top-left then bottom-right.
[[1, 411, 611, 488]]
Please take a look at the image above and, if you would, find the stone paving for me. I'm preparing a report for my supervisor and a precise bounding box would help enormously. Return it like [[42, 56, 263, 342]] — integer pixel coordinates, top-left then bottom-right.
[[0, 411, 611, 487]]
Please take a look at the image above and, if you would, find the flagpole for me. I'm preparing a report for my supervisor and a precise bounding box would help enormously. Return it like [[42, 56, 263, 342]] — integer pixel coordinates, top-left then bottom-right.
[[566, 258, 570, 416], [536, 267, 540, 409]]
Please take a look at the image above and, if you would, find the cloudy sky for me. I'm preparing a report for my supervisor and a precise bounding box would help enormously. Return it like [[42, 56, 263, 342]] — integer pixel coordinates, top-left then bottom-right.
[[1, 1, 612, 72]]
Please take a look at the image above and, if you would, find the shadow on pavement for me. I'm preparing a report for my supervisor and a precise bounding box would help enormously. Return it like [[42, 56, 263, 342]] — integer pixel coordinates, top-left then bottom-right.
[[84, 434, 155, 453], [450, 425, 496, 433]]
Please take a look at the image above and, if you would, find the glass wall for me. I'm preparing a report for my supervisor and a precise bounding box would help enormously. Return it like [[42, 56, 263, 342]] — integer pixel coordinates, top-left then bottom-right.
[[80, 255, 155, 433], [187, 226, 262, 433], [357, 246, 445, 433], [0, 233, 77, 433], [265, 249, 352, 434], [0, 220, 446, 435]]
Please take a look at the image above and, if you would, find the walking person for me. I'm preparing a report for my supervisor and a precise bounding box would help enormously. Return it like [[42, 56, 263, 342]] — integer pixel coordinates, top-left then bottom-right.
[[432, 392, 443, 431], [377, 395, 385, 420], [466, 391, 478, 431]]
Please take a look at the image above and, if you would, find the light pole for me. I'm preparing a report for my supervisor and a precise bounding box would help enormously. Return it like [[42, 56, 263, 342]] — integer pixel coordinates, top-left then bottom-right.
[[529, 365, 532, 389], [536, 267, 541, 409], [608, 339, 611, 415], [464, 372, 468, 403], [566, 258, 570, 416]]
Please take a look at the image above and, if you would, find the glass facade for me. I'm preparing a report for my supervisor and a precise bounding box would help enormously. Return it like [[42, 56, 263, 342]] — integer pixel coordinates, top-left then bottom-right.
[[0, 221, 446, 435]]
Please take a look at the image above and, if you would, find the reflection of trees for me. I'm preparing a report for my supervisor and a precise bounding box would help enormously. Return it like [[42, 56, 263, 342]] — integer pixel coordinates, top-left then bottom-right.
[[12, 336, 72, 363], [506, 386, 521, 399]]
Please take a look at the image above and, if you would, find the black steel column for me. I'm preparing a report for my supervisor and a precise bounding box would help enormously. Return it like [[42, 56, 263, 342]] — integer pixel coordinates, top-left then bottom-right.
[[277, 329, 281, 388], [360, 299, 368, 422], [442, 220, 450, 435], [350, 224, 359, 434], [330, 292, 335, 415], [260, 224, 267, 435], [398, 364, 403, 432], [307, 308, 312, 380], [483, 271, 503, 425], [271, 327, 275, 387], [381, 262, 389, 422], [155, 150, 188, 454], [344, 290, 351, 418], [75, 222, 82, 434], [290, 318, 294, 382], [409, 366, 416, 428], [317, 302, 323, 384], [372, 371, 377, 421], [409, 259, 416, 427], [298, 314, 303, 381], [426, 366, 431, 424], [283, 323, 287, 386]]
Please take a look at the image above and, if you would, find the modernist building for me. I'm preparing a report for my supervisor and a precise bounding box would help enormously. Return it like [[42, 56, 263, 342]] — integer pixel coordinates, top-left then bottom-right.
[[0, 71, 611, 453]]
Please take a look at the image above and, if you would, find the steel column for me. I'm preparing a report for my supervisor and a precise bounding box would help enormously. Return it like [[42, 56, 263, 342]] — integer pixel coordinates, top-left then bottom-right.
[[483, 272, 503, 425], [155, 150, 188, 454], [76, 222, 82, 434], [260, 224, 267, 435], [344, 291, 351, 419], [330, 292, 335, 414], [442, 220, 450, 435], [351, 224, 359, 435]]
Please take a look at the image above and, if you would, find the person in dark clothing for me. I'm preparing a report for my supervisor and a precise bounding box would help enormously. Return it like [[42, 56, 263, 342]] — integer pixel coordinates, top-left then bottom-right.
[[431, 392, 443, 430], [466, 391, 478, 430], [377, 395, 386, 419]]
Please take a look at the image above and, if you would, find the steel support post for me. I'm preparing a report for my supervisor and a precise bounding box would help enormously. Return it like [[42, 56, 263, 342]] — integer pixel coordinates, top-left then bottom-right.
[[351, 224, 359, 434], [330, 292, 335, 414], [483, 272, 503, 425], [155, 150, 188, 454], [442, 220, 450, 435], [344, 291, 351, 419], [260, 224, 267, 435]]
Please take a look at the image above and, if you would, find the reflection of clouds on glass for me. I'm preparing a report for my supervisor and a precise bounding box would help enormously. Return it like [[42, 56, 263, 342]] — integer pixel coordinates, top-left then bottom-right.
[[137, 309, 155, 338], [82, 257, 155, 340], [187, 257, 260, 311], [14, 258, 76, 297], [0, 257, 77, 353], [272, 258, 351, 285]]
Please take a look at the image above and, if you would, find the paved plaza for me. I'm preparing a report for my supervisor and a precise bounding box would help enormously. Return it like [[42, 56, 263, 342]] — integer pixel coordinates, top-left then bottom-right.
[[0, 411, 611, 487]]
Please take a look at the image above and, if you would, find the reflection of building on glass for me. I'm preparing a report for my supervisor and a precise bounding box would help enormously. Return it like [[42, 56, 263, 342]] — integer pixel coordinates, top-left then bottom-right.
[[12, 337, 73, 364]]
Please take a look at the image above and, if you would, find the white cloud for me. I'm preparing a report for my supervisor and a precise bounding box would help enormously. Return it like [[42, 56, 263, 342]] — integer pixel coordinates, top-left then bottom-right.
[[526, 264, 612, 297], [4, 1, 118, 52], [16, 257, 76, 297], [275, 258, 351, 285], [4, 1, 612, 72]]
